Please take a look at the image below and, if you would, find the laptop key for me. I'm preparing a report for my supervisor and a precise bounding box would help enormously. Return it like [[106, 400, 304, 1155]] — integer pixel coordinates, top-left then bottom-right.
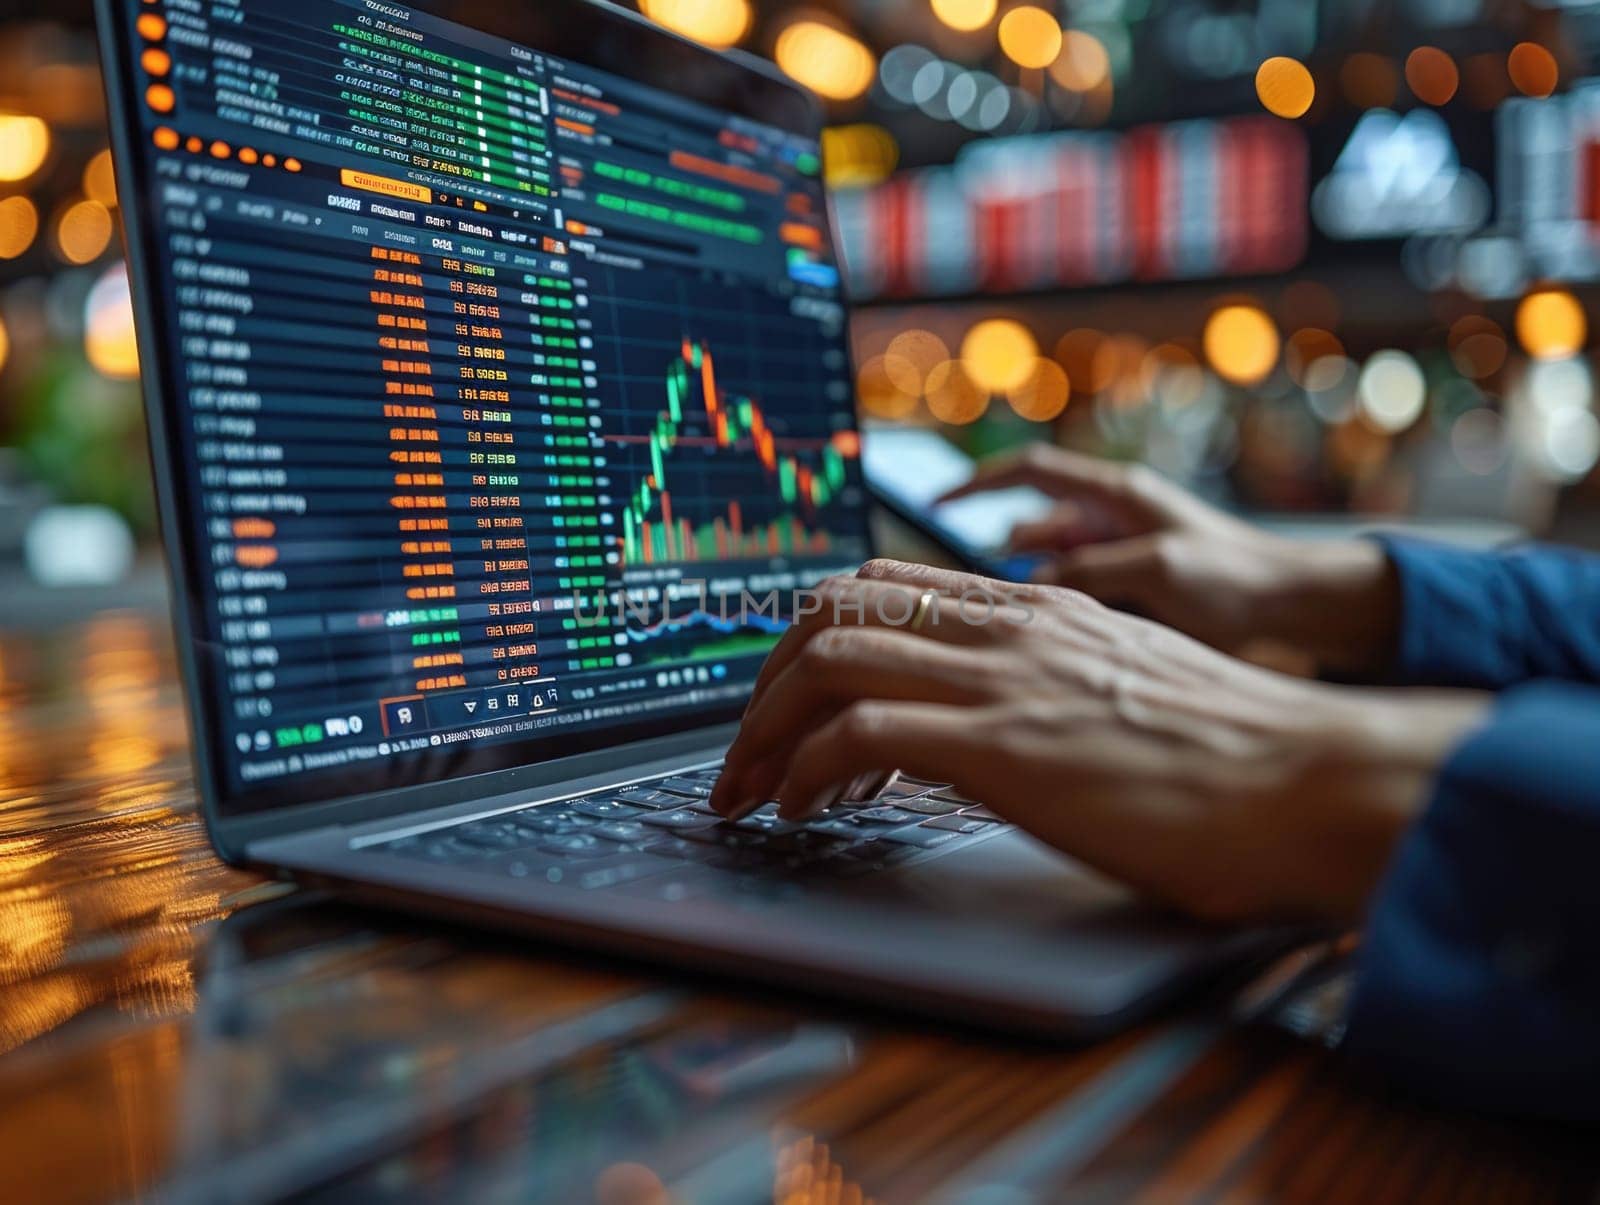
[[591, 821, 650, 844], [572, 798, 649, 820], [929, 787, 980, 806], [853, 806, 924, 826], [961, 806, 1002, 822], [512, 809, 592, 833], [538, 833, 608, 858], [642, 838, 701, 861], [897, 798, 964, 817], [641, 809, 720, 831], [875, 780, 933, 802], [879, 825, 961, 849], [678, 826, 764, 848], [575, 858, 668, 891], [614, 788, 689, 809], [658, 777, 713, 798], [454, 824, 538, 852], [921, 815, 995, 835]]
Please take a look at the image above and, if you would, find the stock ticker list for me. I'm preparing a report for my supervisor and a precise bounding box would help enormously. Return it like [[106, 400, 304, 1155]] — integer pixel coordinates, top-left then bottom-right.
[[122, 0, 868, 789]]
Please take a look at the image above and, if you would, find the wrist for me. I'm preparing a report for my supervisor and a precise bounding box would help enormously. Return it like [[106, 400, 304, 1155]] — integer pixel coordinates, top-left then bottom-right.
[[1264, 540, 1400, 676], [1290, 689, 1490, 922]]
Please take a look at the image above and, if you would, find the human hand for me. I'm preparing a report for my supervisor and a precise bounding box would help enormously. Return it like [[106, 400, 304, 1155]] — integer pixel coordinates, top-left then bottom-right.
[[710, 560, 1487, 925], [940, 446, 1401, 675]]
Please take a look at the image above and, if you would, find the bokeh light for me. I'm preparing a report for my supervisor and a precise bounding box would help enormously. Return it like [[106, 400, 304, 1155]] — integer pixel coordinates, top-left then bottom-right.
[[0, 114, 50, 183], [1049, 31, 1111, 93], [774, 20, 877, 101], [1516, 288, 1587, 360], [0, 195, 40, 259], [54, 198, 113, 264], [931, 0, 997, 34], [1341, 53, 1399, 109], [1357, 350, 1427, 433], [926, 359, 990, 424], [1255, 57, 1315, 120], [857, 354, 918, 419], [1508, 42, 1559, 99], [884, 328, 950, 396], [637, 0, 752, 49], [1540, 409, 1600, 482], [1203, 304, 1280, 386], [1285, 328, 1345, 389], [1055, 328, 1107, 394], [1448, 315, 1508, 379], [998, 7, 1062, 71], [821, 123, 899, 187], [85, 263, 141, 380], [1405, 47, 1459, 106], [961, 318, 1038, 394], [83, 148, 118, 207], [1007, 358, 1070, 422]]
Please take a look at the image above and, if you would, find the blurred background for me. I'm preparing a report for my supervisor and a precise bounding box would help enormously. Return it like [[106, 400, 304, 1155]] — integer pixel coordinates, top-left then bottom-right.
[[4, 0, 1600, 615]]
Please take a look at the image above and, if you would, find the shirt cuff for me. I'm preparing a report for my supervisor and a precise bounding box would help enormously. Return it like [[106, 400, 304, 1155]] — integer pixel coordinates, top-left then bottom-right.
[[1371, 535, 1519, 688], [1345, 682, 1600, 1121]]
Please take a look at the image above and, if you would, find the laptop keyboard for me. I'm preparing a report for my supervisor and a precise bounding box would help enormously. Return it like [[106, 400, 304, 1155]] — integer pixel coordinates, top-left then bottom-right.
[[368, 767, 1008, 898]]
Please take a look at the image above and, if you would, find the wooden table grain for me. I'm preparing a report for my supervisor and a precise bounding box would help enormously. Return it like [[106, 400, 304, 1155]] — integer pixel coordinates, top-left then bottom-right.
[[0, 611, 1594, 1205]]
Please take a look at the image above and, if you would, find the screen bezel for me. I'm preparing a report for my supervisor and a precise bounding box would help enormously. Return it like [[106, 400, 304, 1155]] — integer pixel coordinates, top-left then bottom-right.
[[96, 0, 869, 858]]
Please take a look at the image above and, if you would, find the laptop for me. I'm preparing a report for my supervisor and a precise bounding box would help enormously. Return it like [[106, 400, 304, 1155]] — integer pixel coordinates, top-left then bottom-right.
[[98, 0, 1287, 1038]]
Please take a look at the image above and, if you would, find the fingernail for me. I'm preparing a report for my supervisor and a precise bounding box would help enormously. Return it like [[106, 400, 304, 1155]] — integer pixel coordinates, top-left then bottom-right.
[[721, 794, 765, 822]]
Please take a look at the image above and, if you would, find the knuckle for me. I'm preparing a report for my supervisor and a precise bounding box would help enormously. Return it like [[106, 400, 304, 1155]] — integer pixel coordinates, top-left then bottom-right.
[[804, 626, 852, 667], [1120, 462, 1160, 497], [837, 700, 886, 743], [857, 558, 900, 582]]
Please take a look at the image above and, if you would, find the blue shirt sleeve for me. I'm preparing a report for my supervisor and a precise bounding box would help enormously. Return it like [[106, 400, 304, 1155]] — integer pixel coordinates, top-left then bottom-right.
[[1378, 536, 1600, 689], [1345, 682, 1600, 1122]]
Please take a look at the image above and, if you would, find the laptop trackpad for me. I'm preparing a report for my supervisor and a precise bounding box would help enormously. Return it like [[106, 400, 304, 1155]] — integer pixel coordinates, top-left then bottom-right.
[[868, 831, 1144, 924]]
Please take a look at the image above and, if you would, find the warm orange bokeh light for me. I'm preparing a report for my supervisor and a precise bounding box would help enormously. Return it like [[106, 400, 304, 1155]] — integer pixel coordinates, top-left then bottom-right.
[[857, 355, 917, 419], [998, 7, 1063, 71], [1204, 304, 1280, 386], [1007, 358, 1071, 422], [55, 199, 113, 265], [141, 47, 172, 76], [774, 21, 876, 101], [83, 148, 118, 207], [931, 0, 998, 34], [1255, 57, 1315, 119], [1405, 47, 1459, 106], [1516, 288, 1587, 360], [0, 114, 50, 183], [1285, 328, 1345, 389], [961, 319, 1038, 394], [145, 84, 176, 113], [883, 329, 950, 396], [1448, 315, 1508, 380], [0, 195, 39, 260], [1508, 43, 1559, 98], [926, 360, 990, 425], [1050, 30, 1111, 93], [638, 0, 752, 49]]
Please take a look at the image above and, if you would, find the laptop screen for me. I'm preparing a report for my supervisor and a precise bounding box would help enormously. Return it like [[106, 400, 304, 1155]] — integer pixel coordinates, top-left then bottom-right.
[[104, 0, 870, 815]]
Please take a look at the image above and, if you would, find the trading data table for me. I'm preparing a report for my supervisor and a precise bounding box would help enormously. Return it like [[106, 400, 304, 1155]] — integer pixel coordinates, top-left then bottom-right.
[[112, 0, 867, 803]]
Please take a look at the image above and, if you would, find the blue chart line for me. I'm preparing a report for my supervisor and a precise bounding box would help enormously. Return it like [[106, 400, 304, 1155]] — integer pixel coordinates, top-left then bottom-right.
[[625, 609, 791, 644]]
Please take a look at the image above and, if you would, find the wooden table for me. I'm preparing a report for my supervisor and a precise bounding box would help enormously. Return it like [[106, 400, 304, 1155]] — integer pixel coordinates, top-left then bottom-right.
[[1, 612, 1595, 1205]]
